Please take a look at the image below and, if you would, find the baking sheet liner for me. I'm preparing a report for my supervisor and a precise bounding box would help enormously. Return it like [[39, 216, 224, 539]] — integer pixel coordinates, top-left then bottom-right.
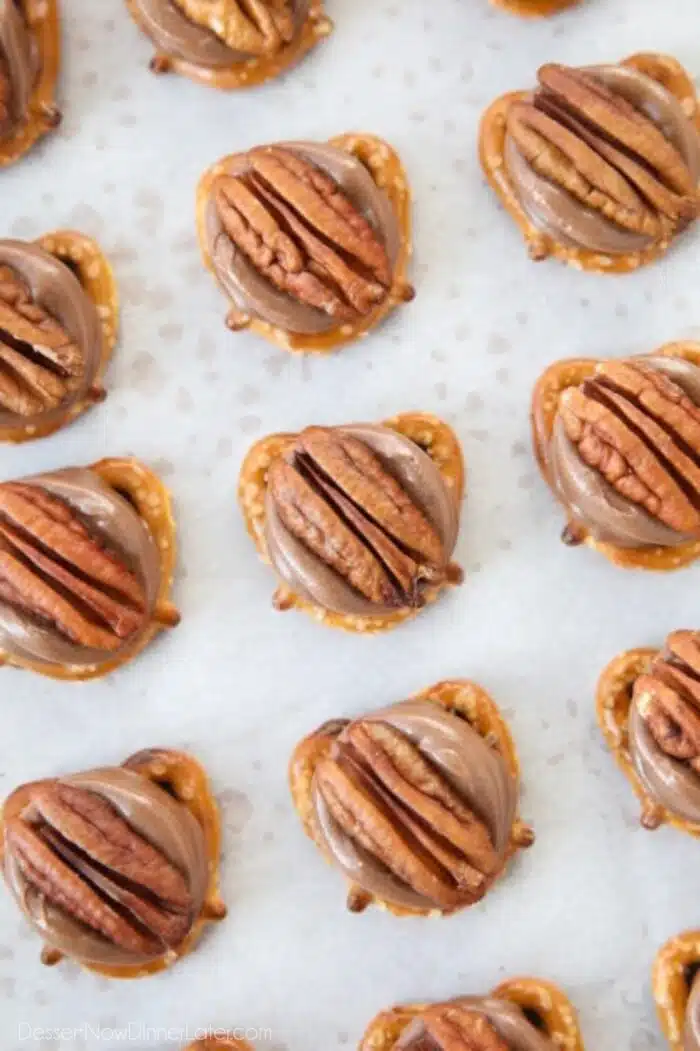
[[1, 1, 700, 1050]]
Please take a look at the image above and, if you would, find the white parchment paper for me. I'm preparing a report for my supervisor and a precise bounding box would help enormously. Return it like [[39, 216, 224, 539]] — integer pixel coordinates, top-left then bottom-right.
[[2, 1, 700, 1049]]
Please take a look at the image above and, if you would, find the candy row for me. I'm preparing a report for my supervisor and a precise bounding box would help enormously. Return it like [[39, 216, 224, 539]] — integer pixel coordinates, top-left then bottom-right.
[[2, 48, 699, 380], [0, 664, 698, 1047], [2, 0, 589, 172], [84, 962, 700, 1051], [1, 321, 699, 678]]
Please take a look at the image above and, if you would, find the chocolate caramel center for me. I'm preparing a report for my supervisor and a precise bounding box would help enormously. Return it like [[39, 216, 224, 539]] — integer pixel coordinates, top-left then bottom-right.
[[548, 356, 700, 548], [397, 999, 556, 1051], [0, 467, 161, 668], [311, 700, 516, 912], [0, 240, 103, 429], [205, 141, 400, 335], [0, 1, 38, 136], [3, 766, 208, 967], [264, 424, 459, 616], [505, 65, 700, 256], [131, 0, 310, 68]]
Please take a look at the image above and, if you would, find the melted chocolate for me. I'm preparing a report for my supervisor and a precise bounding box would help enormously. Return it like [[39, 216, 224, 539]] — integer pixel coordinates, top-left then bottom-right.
[[0, 1, 38, 136], [505, 65, 700, 255], [3, 766, 208, 967], [131, 0, 310, 68], [548, 356, 700, 548], [264, 424, 460, 616], [205, 141, 400, 335], [311, 700, 516, 911], [0, 467, 161, 668], [0, 240, 103, 430], [397, 998, 556, 1051], [628, 701, 700, 826]]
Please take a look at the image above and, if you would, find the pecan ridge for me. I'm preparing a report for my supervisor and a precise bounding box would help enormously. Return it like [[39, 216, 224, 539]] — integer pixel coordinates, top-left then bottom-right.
[[268, 427, 446, 608], [214, 147, 391, 321], [5, 781, 194, 955], [559, 360, 700, 535], [315, 718, 499, 910], [0, 265, 84, 417], [635, 630, 700, 769], [0, 482, 148, 651], [418, 1006, 511, 1051], [507, 64, 698, 241], [175, 0, 295, 57]]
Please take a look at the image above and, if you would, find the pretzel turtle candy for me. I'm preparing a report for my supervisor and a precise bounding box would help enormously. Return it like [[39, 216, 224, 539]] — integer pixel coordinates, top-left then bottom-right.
[[597, 630, 700, 838], [196, 133, 413, 355], [0, 0, 61, 168], [0, 231, 118, 444], [0, 748, 227, 979], [490, 0, 582, 16], [596, 646, 667, 830], [125, 0, 332, 90], [289, 679, 534, 917], [359, 978, 585, 1051], [654, 932, 700, 1051], [0, 458, 180, 682], [479, 53, 700, 273], [239, 412, 464, 633], [531, 341, 700, 572]]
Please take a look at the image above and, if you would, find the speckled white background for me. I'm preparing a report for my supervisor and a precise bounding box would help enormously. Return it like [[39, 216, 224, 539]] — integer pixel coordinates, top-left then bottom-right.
[[1, 0, 700, 1049]]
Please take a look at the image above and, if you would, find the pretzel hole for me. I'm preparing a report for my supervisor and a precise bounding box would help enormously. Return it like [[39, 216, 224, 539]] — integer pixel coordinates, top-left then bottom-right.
[[685, 962, 700, 992], [153, 778, 179, 801], [54, 255, 84, 283], [111, 487, 139, 512], [522, 1008, 548, 1033], [445, 705, 472, 730]]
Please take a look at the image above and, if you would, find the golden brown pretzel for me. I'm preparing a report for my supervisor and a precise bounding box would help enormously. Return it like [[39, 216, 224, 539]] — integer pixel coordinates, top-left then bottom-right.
[[125, 0, 332, 90], [359, 977, 585, 1051], [0, 748, 227, 979], [289, 679, 534, 917], [0, 458, 180, 681], [479, 53, 700, 273], [0, 0, 60, 168], [531, 342, 700, 571], [0, 231, 118, 444], [490, 0, 582, 15], [239, 412, 464, 633], [654, 932, 700, 1051], [197, 133, 413, 355]]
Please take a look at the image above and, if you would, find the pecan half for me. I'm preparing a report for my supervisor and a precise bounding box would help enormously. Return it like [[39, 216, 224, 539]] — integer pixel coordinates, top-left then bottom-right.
[[635, 631, 700, 770], [0, 54, 10, 133], [5, 782, 193, 955], [0, 265, 84, 417], [214, 147, 391, 321], [315, 719, 499, 910], [0, 482, 148, 651], [507, 64, 698, 239], [175, 0, 295, 56], [559, 360, 700, 535], [413, 1006, 510, 1051], [268, 427, 446, 608]]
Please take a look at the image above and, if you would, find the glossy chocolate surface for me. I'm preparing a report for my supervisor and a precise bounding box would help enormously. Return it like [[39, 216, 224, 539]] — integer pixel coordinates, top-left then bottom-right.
[[548, 356, 700, 548], [505, 65, 700, 255], [0, 240, 102, 430], [205, 141, 400, 335], [3, 766, 208, 967], [312, 700, 516, 911], [0, 468, 160, 668], [264, 424, 459, 615], [131, 0, 310, 68]]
